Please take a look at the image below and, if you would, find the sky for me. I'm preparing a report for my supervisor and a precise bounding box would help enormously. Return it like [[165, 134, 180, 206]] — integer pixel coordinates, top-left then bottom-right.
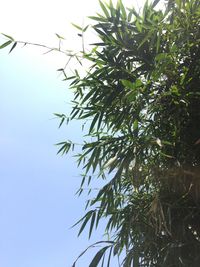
[[0, 0, 145, 266]]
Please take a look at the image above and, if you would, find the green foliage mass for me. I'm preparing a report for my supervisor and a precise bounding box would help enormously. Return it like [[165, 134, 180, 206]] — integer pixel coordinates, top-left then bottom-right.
[[65, 0, 200, 266], [2, 0, 200, 266]]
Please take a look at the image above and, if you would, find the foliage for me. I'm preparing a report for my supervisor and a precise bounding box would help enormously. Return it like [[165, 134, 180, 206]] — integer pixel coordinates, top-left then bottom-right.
[[67, 0, 200, 265], [2, 0, 200, 266]]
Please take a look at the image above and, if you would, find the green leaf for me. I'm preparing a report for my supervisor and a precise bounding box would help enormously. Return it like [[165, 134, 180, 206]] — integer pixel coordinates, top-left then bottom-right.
[[136, 20, 142, 32], [128, 10, 133, 22], [55, 33, 65, 39], [121, 79, 134, 89], [135, 79, 143, 87], [133, 119, 138, 130], [156, 28, 161, 53], [72, 241, 113, 267], [54, 113, 67, 128], [109, 0, 115, 17], [9, 42, 17, 53], [0, 40, 12, 49], [89, 113, 99, 133], [71, 23, 83, 31], [1, 33, 14, 40], [138, 30, 154, 49], [88, 16, 107, 22], [99, 0, 110, 18], [106, 246, 113, 267], [56, 141, 71, 155], [97, 111, 104, 131], [119, 0, 127, 19], [89, 246, 110, 267], [59, 117, 65, 128], [152, 0, 160, 8], [127, 7, 141, 19], [83, 25, 89, 32], [78, 210, 94, 236], [89, 211, 96, 238]]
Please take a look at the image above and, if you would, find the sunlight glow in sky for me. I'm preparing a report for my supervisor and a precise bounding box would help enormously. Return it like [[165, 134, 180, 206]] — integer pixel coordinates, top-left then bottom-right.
[[1, 0, 141, 66]]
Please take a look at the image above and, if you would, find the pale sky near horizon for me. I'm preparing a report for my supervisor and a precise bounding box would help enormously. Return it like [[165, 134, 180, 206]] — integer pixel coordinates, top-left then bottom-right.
[[0, 1, 146, 267]]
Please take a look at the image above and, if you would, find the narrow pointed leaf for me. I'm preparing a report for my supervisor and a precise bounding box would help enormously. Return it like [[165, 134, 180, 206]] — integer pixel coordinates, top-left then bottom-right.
[[89, 246, 110, 267], [0, 40, 12, 49], [89, 211, 96, 238], [1, 33, 14, 40], [71, 23, 83, 31], [9, 42, 17, 53], [99, 0, 110, 18]]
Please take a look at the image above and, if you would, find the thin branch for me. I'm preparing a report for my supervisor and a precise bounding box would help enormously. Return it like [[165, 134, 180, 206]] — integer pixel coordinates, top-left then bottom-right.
[[16, 40, 80, 58]]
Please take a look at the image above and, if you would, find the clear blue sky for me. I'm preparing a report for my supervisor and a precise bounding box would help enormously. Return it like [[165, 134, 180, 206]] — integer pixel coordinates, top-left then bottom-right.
[[0, 1, 146, 266]]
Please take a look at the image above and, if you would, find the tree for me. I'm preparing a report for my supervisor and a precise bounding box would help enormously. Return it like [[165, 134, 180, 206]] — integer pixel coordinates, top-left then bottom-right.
[[1, 0, 200, 266]]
